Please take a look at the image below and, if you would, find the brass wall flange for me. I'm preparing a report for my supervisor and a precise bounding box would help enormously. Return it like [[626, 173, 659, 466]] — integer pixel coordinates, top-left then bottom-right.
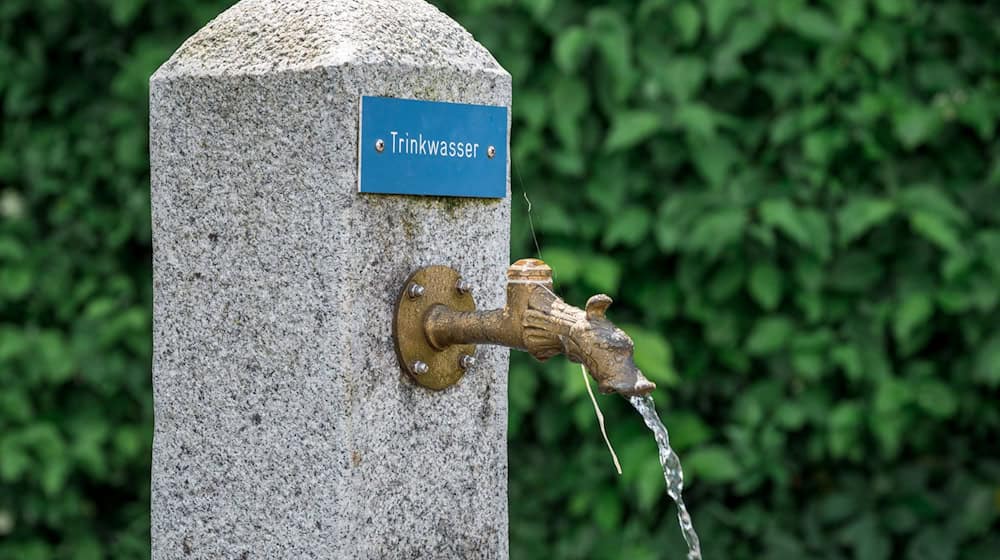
[[393, 265, 477, 390]]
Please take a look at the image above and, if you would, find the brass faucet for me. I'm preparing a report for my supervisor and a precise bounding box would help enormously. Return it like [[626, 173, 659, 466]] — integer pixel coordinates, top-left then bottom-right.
[[393, 258, 656, 397]]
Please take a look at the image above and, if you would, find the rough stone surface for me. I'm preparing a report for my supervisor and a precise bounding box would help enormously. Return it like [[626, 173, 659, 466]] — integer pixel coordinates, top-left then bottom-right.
[[149, 1, 511, 558]]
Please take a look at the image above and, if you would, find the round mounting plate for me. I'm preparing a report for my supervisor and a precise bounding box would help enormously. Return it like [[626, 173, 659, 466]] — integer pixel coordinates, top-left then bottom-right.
[[393, 265, 476, 390]]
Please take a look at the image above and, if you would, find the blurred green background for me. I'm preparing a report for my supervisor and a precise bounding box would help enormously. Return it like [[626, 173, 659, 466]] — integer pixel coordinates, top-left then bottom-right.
[[2, 0, 999, 558]]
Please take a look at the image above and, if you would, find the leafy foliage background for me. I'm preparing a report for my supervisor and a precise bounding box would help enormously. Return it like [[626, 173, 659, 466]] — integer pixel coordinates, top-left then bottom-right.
[[1, 0, 999, 558]]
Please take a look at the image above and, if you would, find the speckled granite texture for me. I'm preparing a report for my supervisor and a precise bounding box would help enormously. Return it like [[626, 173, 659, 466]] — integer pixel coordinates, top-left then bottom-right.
[[149, 1, 511, 558]]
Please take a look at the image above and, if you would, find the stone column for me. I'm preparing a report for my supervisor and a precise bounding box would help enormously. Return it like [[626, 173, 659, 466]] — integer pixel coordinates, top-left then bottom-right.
[[149, 1, 510, 558]]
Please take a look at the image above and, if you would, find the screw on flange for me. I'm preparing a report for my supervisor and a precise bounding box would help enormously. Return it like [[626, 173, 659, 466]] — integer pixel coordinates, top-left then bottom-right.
[[456, 278, 472, 295], [407, 283, 425, 299], [375, 139, 385, 153], [459, 354, 476, 370], [487, 145, 496, 159], [412, 361, 429, 375]]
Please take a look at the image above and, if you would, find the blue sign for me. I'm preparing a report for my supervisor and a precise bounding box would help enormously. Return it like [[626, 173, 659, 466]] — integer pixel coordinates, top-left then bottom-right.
[[358, 96, 508, 198]]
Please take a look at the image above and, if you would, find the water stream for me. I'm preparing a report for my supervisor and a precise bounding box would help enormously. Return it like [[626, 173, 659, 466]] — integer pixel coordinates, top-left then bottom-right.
[[629, 395, 702, 560]]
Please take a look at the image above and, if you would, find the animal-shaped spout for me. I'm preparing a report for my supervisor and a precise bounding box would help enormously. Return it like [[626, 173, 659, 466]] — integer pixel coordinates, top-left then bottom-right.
[[395, 258, 656, 396]]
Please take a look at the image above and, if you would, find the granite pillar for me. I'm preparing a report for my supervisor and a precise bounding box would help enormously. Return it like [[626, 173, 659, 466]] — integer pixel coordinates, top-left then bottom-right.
[[149, 1, 511, 557]]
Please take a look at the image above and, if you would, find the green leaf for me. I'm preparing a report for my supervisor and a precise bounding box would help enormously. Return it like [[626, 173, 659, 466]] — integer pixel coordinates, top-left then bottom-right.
[[761, 200, 831, 258], [893, 293, 934, 342], [535, 202, 576, 235], [624, 325, 677, 385], [789, 8, 843, 42], [720, 13, 771, 58], [906, 527, 958, 560], [68, 537, 103, 560], [633, 455, 668, 512], [40, 460, 69, 496], [973, 333, 1000, 387], [110, 0, 146, 27], [873, 0, 909, 17], [957, 89, 999, 140], [776, 401, 807, 430], [899, 186, 968, 225], [832, 0, 867, 31], [913, 379, 958, 418], [674, 102, 718, 138], [549, 78, 590, 148], [552, 26, 591, 73], [857, 27, 896, 72], [802, 128, 847, 165], [593, 489, 623, 531], [661, 412, 712, 450], [828, 251, 882, 292], [909, 211, 962, 252], [893, 106, 940, 149], [582, 256, 622, 294], [0, 265, 32, 299], [748, 263, 783, 310], [685, 445, 741, 483], [838, 196, 896, 244], [36, 331, 75, 383], [838, 515, 891, 560], [689, 135, 739, 186], [588, 8, 634, 100], [686, 207, 746, 257], [832, 344, 863, 379], [604, 110, 663, 152], [671, 2, 702, 45], [746, 316, 794, 355], [542, 247, 582, 284], [659, 56, 706, 101], [828, 402, 864, 459], [760, 199, 808, 243], [0, 437, 29, 481], [602, 206, 652, 248], [705, 0, 743, 37]]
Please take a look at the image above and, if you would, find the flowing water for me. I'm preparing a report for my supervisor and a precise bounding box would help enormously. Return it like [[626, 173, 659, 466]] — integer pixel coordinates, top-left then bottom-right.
[[629, 394, 702, 560]]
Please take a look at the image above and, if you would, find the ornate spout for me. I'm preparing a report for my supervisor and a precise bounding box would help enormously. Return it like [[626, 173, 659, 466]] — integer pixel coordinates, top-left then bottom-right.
[[393, 259, 656, 396]]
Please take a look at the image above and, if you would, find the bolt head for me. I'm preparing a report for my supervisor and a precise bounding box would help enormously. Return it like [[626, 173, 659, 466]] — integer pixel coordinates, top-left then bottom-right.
[[487, 145, 496, 159], [456, 279, 472, 295], [459, 354, 476, 370], [412, 361, 429, 375], [375, 139, 385, 153], [407, 283, 425, 299]]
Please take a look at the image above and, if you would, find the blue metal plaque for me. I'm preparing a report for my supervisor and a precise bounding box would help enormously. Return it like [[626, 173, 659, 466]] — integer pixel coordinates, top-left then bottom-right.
[[358, 96, 508, 198]]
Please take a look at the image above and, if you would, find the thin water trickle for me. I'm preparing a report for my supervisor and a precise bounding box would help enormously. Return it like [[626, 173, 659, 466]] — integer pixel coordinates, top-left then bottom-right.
[[629, 395, 702, 560]]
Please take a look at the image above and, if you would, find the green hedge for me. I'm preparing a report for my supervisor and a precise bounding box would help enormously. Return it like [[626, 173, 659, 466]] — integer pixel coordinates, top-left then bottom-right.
[[2, 0, 998, 558]]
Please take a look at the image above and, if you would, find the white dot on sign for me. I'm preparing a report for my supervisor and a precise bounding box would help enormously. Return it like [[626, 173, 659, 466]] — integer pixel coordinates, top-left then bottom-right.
[[375, 139, 385, 153], [487, 146, 496, 159]]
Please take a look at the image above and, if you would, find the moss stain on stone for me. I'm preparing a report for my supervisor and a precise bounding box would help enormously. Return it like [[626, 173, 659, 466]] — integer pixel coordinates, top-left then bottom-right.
[[407, 196, 502, 219], [401, 210, 418, 239]]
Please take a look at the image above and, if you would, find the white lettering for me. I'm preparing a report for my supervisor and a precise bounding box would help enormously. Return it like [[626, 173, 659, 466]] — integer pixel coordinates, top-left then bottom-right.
[[383, 132, 489, 159]]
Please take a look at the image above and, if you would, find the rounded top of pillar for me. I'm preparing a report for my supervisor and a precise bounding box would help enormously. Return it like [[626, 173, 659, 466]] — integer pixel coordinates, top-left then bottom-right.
[[152, 0, 506, 80]]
